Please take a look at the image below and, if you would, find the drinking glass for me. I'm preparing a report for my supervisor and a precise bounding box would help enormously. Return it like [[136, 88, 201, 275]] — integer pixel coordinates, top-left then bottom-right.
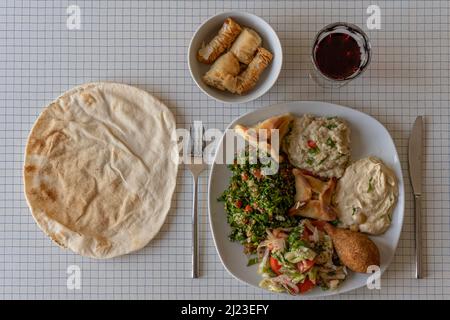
[[310, 22, 371, 88]]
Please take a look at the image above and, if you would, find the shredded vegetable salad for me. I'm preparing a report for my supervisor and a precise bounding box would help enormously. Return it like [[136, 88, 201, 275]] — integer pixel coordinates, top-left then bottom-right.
[[258, 220, 347, 294]]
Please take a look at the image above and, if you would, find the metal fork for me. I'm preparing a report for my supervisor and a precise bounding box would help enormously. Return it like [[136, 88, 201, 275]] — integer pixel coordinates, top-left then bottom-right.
[[186, 122, 207, 278]]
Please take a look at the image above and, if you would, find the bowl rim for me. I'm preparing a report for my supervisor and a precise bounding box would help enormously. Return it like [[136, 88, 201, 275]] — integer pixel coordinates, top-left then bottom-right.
[[187, 11, 283, 104]]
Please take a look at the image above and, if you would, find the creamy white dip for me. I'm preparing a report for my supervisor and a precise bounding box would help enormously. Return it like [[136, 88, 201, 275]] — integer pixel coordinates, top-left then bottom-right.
[[334, 157, 398, 235]]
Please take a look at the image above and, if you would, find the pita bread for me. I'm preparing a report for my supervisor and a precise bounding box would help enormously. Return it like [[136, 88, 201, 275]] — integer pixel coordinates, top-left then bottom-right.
[[23, 82, 179, 259], [234, 113, 294, 162]]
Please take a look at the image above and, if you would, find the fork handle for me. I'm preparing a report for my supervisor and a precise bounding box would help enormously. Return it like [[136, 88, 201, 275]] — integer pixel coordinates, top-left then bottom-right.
[[192, 175, 199, 278], [414, 194, 422, 279]]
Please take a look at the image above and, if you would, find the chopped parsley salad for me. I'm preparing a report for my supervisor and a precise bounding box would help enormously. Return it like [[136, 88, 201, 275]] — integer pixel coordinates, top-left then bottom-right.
[[219, 148, 347, 295], [218, 149, 296, 254]]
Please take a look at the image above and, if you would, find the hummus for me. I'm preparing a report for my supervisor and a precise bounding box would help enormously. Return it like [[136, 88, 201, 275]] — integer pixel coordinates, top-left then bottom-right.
[[283, 115, 351, 178], [334, 157, 398, 235]]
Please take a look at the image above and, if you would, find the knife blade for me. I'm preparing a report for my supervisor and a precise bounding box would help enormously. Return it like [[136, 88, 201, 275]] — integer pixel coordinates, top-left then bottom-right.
[[408, 116, 423, 279]]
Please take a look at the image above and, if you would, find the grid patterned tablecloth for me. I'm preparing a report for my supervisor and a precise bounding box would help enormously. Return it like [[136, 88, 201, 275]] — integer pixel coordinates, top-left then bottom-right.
[[0, 0, 449, 299]]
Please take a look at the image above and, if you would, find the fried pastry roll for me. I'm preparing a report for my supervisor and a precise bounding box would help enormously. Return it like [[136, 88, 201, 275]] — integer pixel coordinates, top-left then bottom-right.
[[224, 47, 273, 94], [202, 52, 240, 91], [197, 18, 242, 64], [230, 28, 262, 64]]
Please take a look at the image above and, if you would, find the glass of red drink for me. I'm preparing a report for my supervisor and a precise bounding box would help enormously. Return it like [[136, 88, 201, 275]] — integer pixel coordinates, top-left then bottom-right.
[[310, 22, 371, 87]]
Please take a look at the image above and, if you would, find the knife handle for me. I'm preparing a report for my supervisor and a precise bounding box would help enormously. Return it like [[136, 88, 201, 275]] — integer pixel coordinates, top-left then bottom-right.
[[414, 194, 422, 279]]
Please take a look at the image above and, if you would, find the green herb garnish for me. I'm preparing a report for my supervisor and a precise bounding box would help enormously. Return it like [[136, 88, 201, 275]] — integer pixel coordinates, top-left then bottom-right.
[[326, 123, 337, 130], [306, 158, 314, 165], [287, 226, 308, 250], [308, 147, 320, 155], [326, 137, 336, 148], [318, 156, 329, 165], [352, 207, 357, 216]]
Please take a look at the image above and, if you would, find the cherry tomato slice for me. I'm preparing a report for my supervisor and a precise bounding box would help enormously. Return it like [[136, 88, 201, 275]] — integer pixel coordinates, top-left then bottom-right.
[[297, 259, 315, 273], [298, 278, 315, 293], [253, 168, 263, 179], [307, 140, 317, 148], [269, 257, 282, 275]]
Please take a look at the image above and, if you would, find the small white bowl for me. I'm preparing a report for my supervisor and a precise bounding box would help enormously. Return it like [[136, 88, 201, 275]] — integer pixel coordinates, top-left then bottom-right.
[[188, 11, 283, 104]]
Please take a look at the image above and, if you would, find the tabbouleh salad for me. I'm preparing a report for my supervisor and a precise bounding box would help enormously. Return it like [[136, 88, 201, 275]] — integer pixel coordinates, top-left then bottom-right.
[[218, 149, 296, 254]]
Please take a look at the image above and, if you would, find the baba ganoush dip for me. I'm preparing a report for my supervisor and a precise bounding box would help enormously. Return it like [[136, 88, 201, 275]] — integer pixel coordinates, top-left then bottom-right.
[[334, 157, 398, 235], [283, 115, 351, 178]]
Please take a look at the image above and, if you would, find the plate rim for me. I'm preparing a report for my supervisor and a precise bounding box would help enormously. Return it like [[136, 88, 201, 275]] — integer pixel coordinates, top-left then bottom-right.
[[207, 101, 405, 297]]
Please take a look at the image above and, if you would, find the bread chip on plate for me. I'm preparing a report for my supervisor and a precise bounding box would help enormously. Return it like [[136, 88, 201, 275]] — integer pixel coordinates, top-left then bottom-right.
[[234, 113, 294, 162]]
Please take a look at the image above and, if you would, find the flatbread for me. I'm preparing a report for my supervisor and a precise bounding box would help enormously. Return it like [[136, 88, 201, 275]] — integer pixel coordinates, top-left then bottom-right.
[[23, 82, 179, 259]]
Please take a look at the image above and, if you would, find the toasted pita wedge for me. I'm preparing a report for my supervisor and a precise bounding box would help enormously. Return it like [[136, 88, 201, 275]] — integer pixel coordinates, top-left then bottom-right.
[[255, 113, 294, 143], [234, 124, 278, 162], [234, 114, 294, 162]]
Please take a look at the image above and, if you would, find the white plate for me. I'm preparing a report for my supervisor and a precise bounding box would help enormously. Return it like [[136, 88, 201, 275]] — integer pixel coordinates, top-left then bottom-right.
[[208, 101, 405, 297]]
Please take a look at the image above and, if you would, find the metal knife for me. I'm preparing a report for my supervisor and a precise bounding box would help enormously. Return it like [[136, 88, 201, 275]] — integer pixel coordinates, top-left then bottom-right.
[[408, 116, 423, 279]]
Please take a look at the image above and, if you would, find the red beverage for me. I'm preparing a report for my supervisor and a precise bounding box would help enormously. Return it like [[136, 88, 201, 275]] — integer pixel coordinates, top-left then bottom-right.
[[314, 33, 362, 80], [311, 23, 371, 87]]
